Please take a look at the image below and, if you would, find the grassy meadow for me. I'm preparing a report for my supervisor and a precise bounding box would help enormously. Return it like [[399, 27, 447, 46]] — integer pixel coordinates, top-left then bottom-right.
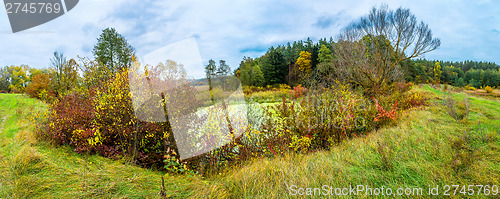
[[0, 94, 196, 198]]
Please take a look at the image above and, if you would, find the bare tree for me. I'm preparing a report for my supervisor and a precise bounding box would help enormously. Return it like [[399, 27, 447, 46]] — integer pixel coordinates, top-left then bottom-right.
[[335, 5, 440, 96], [49, 52, 80, 96]]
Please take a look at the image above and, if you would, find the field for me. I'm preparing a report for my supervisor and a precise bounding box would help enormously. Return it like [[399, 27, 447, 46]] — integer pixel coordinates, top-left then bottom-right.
[[0, 94, 196, 198], [0, 84, 499, 198]]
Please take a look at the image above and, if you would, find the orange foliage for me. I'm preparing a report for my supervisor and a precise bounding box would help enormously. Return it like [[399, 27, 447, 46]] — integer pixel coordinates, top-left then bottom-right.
[[373, 98, 398, 122], [25, 73, 51, 99]]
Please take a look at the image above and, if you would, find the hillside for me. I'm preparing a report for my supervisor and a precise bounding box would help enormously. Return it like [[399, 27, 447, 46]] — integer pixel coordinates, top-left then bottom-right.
[[0, 94, 197, 198], [0, 85, 498, 198], [189, 85, 500, 198]]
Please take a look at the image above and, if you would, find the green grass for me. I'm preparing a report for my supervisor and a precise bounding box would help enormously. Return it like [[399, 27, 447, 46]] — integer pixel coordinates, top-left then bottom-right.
[[190, 85, 500, 198], [0, 94, 198, 198], [1, 85, 499, 198]]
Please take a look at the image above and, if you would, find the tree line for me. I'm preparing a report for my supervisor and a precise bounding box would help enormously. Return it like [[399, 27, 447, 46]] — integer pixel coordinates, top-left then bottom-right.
[[0, 27, 135, 99], [402, 59, 500, 88], [236, 38, 499, 91]]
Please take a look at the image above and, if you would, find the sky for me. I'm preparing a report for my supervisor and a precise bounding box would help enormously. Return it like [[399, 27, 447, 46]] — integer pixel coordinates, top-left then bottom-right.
[[1, 0, 499, 78]]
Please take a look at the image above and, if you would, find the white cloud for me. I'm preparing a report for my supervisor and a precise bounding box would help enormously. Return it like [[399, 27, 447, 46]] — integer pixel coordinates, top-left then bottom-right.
[[1, 0, 499, 73]]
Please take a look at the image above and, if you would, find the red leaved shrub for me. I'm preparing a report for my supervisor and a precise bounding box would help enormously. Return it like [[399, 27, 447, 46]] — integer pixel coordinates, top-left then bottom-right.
[[40, 62, 205, 170], [290, 84, 307, 99], [42, 93, 95, 145], [373, 98, 398, 124]]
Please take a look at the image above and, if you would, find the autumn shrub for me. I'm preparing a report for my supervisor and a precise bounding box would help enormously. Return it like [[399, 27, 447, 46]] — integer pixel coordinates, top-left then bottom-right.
[[373, 98, 398, 125], [399, 92, 428, 109], [9, 87, 22, 93], [252, 82, 379, 154], [382, 82, 412, 102], [394, 81, 414, 93], [25, 73, 51, 99], [277, 83, 292, 98], [377, 82, 427, 111], [40, 62, 189, 169], [465, 85, 476, 91], [242, 86, 266, 95], [247, 90, 278, 103], [245, 84, 291, 103], [37, 89, 58, 103], [41, 92, 95, 146], [485, 86, 493, 93], [38, 60, 415, 175], [288, 135, 312, 153], [290, 84, 307, 99], [247, 91, 288, 103]]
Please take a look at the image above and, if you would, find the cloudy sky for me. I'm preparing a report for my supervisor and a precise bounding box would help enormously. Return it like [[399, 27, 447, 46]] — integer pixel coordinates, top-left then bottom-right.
[[1, 0, 499, 78]]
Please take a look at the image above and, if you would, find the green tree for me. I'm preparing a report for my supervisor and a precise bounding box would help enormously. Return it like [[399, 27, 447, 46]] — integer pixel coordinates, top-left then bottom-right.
[[205, 59, 217, 103], [470, 78, 481, 88], [92, 27, 135, 73], [238, 57, 255, 86], [450, 72, 459, 86], [261, 47, 287, 85], [464, 69, 476, 83], [215, 60, 234, 91], [8, 65, 30, 93], [0, 66, 12, 92], [492, 70, 500, 87], [250, 65, 265, 87], [217, 60, 231, 77], [456, 78, 466, 87], [316, 44, 335, 76], [318, 44, 333, 63]]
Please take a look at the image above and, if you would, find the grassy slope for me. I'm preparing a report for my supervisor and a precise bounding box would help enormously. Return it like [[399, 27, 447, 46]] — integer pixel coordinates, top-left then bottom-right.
[[0, 94, 197, 198], [0, 84, 499, 198], [192, 85, 500, 198]]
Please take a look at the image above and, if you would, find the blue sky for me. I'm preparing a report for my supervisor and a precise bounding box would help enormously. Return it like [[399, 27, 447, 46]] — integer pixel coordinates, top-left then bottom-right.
[[1, 0, 499, 78]]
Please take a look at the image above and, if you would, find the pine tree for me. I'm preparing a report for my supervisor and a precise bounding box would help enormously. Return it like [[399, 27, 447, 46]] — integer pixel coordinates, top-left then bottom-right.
[[318, 44, 333, 63], [92, 27, 135, 72], [217, 60, 230, 77], [261, 47, 287, 85], [205, 59, 217, 103]]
